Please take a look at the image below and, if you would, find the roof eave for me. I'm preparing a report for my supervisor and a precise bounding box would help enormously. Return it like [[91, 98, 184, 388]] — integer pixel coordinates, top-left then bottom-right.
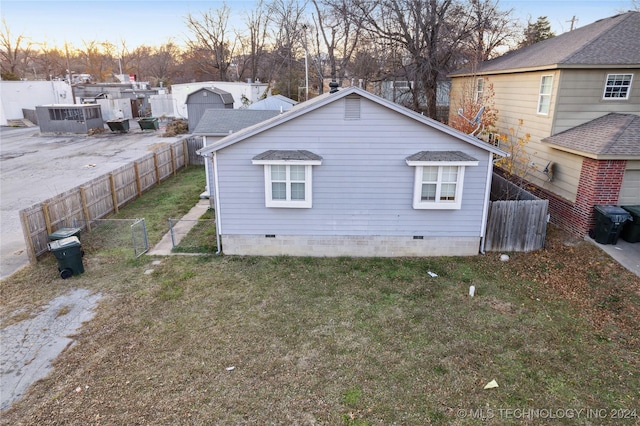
[[450, 63, 640, 78], [545, 141, 640, 160]]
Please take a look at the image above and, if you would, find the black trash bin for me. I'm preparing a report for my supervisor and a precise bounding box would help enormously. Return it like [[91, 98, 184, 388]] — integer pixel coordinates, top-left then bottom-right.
[[48, 236, 84, 279], [592, 205, 632, 245], [621, 205, 640, 243], [49, 227, 81, 241]]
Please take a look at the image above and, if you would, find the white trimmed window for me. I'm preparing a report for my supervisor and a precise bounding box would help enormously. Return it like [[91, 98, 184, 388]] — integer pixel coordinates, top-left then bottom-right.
[[603, 73, 633, 99], [537, 75, 553, 115], [252, 150, 322, 208], [406, 151, 479, 210], [475, 78, 484, 101]]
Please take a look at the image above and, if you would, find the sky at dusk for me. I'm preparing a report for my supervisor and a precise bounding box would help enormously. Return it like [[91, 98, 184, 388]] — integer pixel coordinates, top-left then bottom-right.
[[1, 0, 636, 49]]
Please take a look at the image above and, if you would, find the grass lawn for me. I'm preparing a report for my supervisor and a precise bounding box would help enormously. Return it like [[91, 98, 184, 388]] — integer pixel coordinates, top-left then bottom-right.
[[1, 167, 638, 425]]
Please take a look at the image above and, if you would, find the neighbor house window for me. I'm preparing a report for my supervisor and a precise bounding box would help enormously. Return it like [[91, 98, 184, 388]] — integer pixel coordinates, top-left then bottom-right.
[[406, 151, 478, 210], [252, 150, 322, 208], [475, 78, 484, 101], [537, 75, 553, 115], [603, 73, 633, 99]]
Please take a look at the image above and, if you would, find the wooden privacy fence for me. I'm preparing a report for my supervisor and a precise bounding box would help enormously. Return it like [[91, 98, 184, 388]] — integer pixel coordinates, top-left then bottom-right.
[[186, 136, 205, 165], [20, 138, 191, 262], [484, 173, 549, 252]]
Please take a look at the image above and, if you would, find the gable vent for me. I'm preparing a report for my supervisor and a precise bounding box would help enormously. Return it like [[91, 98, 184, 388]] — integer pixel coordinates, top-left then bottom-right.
[[344, 95, 361, 120]]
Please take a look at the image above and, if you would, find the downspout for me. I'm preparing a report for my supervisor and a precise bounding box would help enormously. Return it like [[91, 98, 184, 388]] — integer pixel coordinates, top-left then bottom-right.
[[212, 152, 223, 255], [200, 150, 222, 255], [479, 151, 494, 254]]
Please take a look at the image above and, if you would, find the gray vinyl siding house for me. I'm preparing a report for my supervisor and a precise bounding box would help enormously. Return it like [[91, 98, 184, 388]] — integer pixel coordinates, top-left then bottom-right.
[[199, 86, 505, 257]]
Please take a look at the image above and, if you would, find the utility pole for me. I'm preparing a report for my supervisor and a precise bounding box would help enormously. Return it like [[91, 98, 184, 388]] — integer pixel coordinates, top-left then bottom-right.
[[567, 16, 578, 31], [302, 24, 309, 101]]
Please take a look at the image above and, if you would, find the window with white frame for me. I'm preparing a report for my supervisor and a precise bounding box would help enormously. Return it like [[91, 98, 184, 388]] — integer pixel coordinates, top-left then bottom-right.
[[603, 73, 633, 99], [537, 75, 553, 115], [252, 150, 322, 208], [406, 151, 479, 210], [475, 78, 484, 101]]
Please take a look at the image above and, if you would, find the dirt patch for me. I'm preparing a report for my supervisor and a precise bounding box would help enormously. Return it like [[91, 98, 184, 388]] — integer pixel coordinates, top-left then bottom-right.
[[0, 289, 102, 411]]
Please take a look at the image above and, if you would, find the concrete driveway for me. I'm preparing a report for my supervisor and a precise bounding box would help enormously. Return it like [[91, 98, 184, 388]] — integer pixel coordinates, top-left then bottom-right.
[[0, 122, 181, 280]]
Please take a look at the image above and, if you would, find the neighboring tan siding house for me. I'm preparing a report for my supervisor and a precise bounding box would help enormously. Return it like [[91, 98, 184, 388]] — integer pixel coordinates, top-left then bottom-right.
[[449, 11, 640, 237], [198, 86, 505, 257]]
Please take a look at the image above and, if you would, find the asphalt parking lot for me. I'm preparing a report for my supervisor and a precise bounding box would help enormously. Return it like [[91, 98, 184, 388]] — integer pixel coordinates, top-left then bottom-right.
[[0, 122, 181, 280]]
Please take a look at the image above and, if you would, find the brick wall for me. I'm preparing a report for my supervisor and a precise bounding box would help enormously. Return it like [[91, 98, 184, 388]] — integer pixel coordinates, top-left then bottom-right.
[[497, 158, 627, 237]]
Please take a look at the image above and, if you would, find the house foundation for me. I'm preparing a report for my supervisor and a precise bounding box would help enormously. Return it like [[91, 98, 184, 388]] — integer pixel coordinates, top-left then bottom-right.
[[221, 235, 481, 257]]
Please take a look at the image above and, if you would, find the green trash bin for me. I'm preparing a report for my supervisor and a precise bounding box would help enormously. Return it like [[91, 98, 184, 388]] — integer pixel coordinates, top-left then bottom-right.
[[621, 205, 640, 243], [106, 118, 130, 133], [49, 227, 81, 241], [137, 117, 159, 130], [48, 236, 84, 279], [592, 205, 632, 245]]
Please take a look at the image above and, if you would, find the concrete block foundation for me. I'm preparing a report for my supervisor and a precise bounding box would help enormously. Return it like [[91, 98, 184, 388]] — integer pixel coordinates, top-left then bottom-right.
[[221, 235, 481, 257]]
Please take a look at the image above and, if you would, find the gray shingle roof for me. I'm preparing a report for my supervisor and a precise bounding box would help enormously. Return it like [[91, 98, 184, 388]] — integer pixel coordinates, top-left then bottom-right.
[[542, 113, 640, 158], [406, 151, 478, 162], [193, 109, 280, 135], [198, 86, 506, 157], [186, 87, 235, 105], [450, 11, 640, 76], [252, 150, 322, 162]]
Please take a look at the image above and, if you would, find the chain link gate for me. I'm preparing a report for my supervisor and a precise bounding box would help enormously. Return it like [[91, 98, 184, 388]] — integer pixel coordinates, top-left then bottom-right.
[[131, 218, 149, 257], [72, 218, 149, 258]]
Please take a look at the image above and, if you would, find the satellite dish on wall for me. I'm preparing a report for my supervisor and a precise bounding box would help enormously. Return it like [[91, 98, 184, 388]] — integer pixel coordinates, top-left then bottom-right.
[[471, 106, 485, 125], [458, 106, 485, 136]]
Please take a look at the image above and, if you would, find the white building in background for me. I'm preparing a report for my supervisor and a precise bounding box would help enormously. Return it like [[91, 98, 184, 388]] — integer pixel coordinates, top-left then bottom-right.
[[0, 80, 74, 126], [150, 81, 271, 119]]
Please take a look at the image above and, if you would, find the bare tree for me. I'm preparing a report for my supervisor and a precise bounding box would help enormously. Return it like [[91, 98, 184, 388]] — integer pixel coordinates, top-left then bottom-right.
[[77, 40, 115, 82], [351, 0, 478, 117], [146, 42, 182, 86], [348, 43, 382, 90], [462, 0, 518, 63], [310, 0, 365, 91], [236, 0, 272, 82], [0, 18, 33, 79], [34, 43, 68, 80], [185, 3, 237, 81], [266, 0, 309, 99]]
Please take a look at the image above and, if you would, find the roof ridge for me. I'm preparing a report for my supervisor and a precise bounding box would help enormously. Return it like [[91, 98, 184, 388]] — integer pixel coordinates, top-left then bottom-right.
[[560, 12, 634, 64], [603, 113, 636, 154]]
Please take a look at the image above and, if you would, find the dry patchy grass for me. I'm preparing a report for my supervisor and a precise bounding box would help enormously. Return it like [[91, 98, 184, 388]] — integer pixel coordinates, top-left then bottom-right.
[[1, 171, 638, 425]]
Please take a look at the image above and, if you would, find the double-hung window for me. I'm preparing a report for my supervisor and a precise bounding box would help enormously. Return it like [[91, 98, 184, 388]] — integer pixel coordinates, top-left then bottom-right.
[[406, 151, 479, 210], [475, 78, 484, 102], [537, 75, 553, 115], [252, 150, 322, 208], [603, 73, 633, 99]]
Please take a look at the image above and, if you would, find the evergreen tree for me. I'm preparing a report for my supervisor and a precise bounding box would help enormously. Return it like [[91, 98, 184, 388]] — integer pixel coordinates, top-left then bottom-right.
[[519, 16, 555, 48]]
